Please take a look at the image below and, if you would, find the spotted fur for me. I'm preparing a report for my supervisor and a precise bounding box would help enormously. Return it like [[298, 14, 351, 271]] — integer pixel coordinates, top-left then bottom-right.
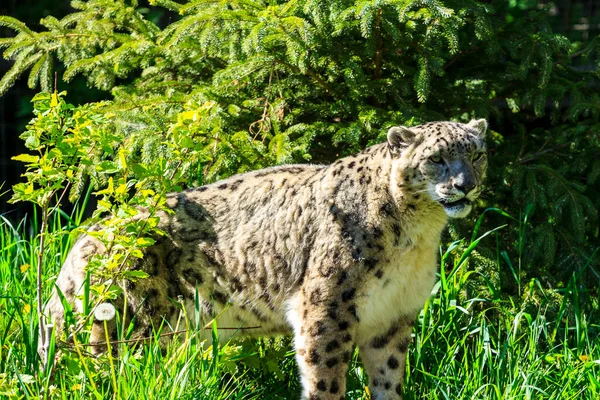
[[46, 119, 488, 399]]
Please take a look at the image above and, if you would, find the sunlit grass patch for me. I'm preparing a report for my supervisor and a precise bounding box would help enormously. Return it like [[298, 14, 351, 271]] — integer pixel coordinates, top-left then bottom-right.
[[1, 208, 598, 399]]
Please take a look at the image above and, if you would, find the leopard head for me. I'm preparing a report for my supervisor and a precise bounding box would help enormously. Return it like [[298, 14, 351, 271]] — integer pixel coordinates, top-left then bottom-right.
[[387, 119, 488, 218]]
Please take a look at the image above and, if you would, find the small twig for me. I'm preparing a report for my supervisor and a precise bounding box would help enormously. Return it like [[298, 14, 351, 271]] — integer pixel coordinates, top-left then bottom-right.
[[273, 58, 335, 97], [443, 46, 481, 70], [47, 181, 72, 219], [249, 63, 276, 141], [62, 326, 262, 348], [516, 143, 570, 164], [373, 9, 383, 80], [569, 48, 587, 59], [37, 203, 49, 367], [41, 323, 53, 368]]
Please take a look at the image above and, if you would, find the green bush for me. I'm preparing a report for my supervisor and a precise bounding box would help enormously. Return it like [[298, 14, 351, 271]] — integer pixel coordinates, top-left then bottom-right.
[[2, 0, 599, 315]]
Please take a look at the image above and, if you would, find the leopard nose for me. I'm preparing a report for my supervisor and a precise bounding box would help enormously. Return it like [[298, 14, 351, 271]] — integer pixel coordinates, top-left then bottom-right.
[[450, 162, 476, 194], [453, 181, 475, 194], [452, 176, 475, 195]]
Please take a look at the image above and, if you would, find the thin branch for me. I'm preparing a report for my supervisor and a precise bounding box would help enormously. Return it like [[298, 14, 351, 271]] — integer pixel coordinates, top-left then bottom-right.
[[37, 203, 49, 366], [516, 143, 570, 164], [273, 58, 336, 98], [374, 9, 383, 80], [47, 181, 72, 219], [61, 326, 263, 348], [443, 46, 481, 70]]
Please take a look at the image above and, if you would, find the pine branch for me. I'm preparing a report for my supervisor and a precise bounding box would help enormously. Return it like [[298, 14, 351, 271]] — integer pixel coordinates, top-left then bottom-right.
[[0, 15, 36, 37]]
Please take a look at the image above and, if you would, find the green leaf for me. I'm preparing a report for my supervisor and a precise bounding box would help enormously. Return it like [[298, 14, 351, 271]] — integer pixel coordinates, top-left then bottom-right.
[[11, 154, 39, 164], [124, 270, 150, 280], [136, 237, 156, 247]]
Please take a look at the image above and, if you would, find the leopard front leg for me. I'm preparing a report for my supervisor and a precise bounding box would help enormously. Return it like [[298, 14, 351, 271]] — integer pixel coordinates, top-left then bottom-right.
[[287, 273, 358, 400], [357, 316, 415, 400]]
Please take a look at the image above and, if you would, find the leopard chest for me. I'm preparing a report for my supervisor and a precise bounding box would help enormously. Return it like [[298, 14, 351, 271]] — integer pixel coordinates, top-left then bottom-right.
[[355, 236, 438, 337]]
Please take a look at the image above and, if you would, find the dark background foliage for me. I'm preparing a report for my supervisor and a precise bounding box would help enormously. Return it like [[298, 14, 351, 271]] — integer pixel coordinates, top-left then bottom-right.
[[0, 0, 108, 219], [1, 0, 599, 299]]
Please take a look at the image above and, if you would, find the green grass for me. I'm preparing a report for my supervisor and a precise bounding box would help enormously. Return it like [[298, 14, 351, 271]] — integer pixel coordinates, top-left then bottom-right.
[[1, 207, 599, 399]]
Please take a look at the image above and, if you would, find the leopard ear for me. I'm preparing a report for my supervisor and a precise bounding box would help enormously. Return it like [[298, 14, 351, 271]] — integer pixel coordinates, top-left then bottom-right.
[[467, 119, 487, 138], [387, 126, 416, 149]]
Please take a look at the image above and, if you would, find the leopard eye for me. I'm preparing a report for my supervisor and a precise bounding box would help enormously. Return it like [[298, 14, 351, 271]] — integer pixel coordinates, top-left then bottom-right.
[[429, 154, 443, 164]]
